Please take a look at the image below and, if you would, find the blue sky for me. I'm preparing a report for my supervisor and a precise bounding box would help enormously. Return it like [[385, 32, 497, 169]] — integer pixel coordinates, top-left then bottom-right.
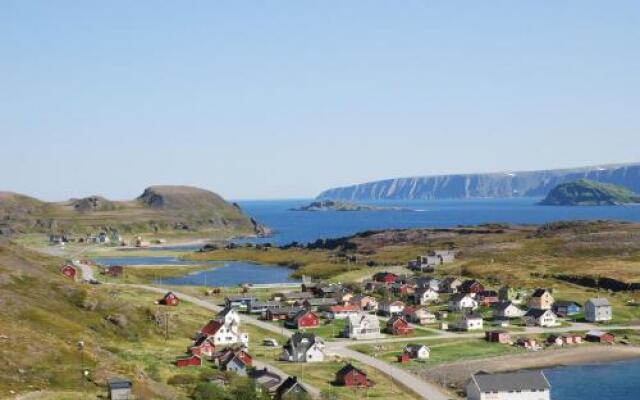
[[2, 1, 639, 200]]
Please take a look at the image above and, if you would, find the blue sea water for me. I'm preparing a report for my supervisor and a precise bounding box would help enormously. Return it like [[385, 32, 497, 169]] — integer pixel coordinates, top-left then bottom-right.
[[238, 198, 640, 245], [545, 359, 640, 399]]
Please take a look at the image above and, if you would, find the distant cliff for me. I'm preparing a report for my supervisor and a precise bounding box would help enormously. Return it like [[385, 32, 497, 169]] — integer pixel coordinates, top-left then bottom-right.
[[539, 179, 640, 206], [317, 163, 640, 201]]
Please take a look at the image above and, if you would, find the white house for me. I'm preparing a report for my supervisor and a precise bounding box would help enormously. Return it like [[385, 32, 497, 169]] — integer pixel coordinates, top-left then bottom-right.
[[344, 312, 382, 339], [378, 300, 405, 316], [467, 370, 551, 400], [280, 332, 325, 363], [584, 298, 612, 322], [457, 313, 484, 331], [200, 307, 249, 347], [523, 309, 558, 327], [409, 308, 437, 325], [448, 294, 478, 312], [492, 301, 525, 319], [403, 343, 430, 360], [413, 288, 439, 305]]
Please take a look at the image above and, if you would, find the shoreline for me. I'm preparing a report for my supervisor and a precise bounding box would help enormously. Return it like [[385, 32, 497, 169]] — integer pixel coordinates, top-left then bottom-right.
[[420, 345, 640, 390]]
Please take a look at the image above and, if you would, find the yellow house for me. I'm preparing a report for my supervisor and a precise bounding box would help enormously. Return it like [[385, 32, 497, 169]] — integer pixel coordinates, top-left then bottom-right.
[[528, 288, 554, 310]]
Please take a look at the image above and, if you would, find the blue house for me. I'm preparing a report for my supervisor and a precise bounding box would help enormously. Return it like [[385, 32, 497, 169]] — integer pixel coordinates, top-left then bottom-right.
[[552, 301, 581, 317]]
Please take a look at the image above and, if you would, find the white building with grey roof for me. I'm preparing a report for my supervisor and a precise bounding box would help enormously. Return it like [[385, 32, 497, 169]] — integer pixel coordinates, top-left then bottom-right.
[[585, 298, 612, 322], [466, 370, 551, 400]]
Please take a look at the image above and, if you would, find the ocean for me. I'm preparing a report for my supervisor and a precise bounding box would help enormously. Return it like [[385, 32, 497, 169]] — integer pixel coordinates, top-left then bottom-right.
[[237, 198, 640, 245]]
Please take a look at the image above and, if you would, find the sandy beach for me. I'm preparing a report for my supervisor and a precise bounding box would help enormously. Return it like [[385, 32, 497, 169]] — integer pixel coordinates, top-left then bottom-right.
[[421, 345, 640, 389]]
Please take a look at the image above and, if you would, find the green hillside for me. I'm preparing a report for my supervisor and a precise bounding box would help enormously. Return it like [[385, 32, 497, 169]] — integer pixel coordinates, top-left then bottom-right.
[[539, 179, 640, 206], [0, 186, 266, 238]]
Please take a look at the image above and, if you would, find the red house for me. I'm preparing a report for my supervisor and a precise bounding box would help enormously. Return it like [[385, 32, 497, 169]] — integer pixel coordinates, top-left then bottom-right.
[[485, 330, 511, 344], [189, 336, 215, 357], [585, 330, 615, 344], [285, 310, 320, 329], [335, 363, 373, 387], [175, 355, 202, 367], [373, 272, 398, 285], [200, 320, 223, 336], [397, 353, 411, 363], [477, 290, 499, 306], [460, 279, 484, 294], [61, 264, 77, 281], [159, 291, 179, 306], [215, 347, 253, 368], [385, 316, 413, 335]]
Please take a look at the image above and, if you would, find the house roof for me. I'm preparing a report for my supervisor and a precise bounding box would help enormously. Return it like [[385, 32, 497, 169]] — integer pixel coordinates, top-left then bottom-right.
[[525, 308, 553, 318], [587, 298, 610, 307], [586, 330, 614, 337], [328, 305, 360, 313], [450, 293, 472, 302], [304, 298, 338, 306], [387, 315, 409, 326], [471, 370, 550, 392], [553, 300, 581, 308], [276, 376, 308, 397], [201, 320, 223, 336], [347, 312, 380, 329], [283, 332, 323, 356], [107, 377, 132, 390], [531, 288, 551, 298], [291, 309, 318, 322], [493, 301, 516, 311], [336, 363, 366, 377], [404, 343, 428, 353]]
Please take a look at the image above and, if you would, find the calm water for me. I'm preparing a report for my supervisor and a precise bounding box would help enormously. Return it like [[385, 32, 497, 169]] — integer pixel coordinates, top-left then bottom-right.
[[546, 359, 640, 399], [93, 257, 298, 286], [238, 198, 640, 245]]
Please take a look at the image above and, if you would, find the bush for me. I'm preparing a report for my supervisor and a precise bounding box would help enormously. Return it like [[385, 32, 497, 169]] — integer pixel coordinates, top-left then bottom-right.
[[168, 373, 199, 385]]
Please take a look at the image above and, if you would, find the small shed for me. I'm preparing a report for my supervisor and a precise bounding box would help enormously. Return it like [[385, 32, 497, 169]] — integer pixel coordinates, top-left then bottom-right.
[[175, 355, 202, 367], [397, 353, 411, 363], [107, 377, 132, 400], [485, 330, 511, 344], [61, 264, 77, 281]]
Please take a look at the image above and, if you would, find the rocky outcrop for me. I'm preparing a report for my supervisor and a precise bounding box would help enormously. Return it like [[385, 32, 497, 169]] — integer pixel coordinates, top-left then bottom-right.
[[317, 163, 640, 201]]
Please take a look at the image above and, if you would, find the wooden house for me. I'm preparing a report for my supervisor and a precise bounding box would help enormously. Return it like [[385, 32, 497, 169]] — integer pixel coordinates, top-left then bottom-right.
[[378, 300, 405, 316], [159, 292, 179, 306], [175, 355, 202, 368], [61, 264, 77, 281], [284, 309, 320, 329], [485, 331, 511, 344], [403, 343, 430, 359], [107, 377, 132, 400], [335, 363, 372, 387], [280, 332, 325, 363], [459, 279, 484, 295], [344, 312, 382, 339], [585, 298, 612, 322], [275, 376, 309, 400], [325, 305, 360, 320], [585, 330, 615, 344], [385, 316, 413, 335], [372, 272, 398, 285], [528, 288, 554, 310], [448, 293, 478, 312], [476, 290, 499, 306], [523, 309, 558, 327], [552, 301, 582, 317], [466, 370, 551, 400]]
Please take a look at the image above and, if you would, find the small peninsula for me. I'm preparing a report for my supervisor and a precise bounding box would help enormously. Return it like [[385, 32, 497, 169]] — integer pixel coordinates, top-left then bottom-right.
[[290, 200, 413, 212], [539, 179, 640, 206]]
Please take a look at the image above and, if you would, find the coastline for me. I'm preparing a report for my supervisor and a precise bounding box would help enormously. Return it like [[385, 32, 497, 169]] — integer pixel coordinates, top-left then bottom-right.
[[420, 345, 640, 389]]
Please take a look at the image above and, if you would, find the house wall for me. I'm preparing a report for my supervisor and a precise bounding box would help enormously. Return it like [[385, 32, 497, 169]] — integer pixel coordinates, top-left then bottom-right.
[[109, 388, 131, 400]]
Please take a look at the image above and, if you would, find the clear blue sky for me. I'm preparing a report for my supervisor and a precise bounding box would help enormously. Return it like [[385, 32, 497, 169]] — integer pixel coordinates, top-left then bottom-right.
[[2, 1, 639, 201]]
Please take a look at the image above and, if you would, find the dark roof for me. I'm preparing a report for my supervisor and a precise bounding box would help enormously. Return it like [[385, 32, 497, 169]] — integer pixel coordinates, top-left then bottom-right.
[[531, 288, 550, 298], [107, 377, 132, 390], [336, 363, 366, 377], [449, 293, 471, 302], [525, 308, 552, 318], [553, 300, 581, 308], [276, 376, 308, 398], [471, 370, 550, 392], [492, 301, 515, 311], [284, 332, 322, 356]]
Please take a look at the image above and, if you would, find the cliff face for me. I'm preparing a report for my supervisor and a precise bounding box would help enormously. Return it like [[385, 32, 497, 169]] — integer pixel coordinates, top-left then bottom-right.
[[317, 163, 640, 201]]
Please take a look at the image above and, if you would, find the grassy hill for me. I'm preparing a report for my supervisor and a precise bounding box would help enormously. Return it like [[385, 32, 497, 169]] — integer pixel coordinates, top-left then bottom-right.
[[0, 185, 266, 239], [539, 179, 640, 206], [0, 240, 255, 398]]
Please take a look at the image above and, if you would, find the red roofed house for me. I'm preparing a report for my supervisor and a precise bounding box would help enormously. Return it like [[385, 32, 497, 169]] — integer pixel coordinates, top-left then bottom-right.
[[159, 291, 179, 306], [285, 310, 320, 329], [61, 264, 77, 281], [373, 272, 398, 285], [215, 347, 253, 368], [189, 336, 216, 357], [175, 354, 202, 368], [199, 307, 249, 347], [326, 305, 360, 320], [335, 363, 373, 387], [385, 316, 414, 335]]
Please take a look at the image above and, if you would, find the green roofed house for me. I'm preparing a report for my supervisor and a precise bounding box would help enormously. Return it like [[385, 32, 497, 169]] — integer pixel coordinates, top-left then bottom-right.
[[466, 370, 551, 400]]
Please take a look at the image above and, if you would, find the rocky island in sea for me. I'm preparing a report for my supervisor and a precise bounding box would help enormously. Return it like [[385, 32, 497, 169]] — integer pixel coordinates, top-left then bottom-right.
[[290, 200, 413, 212], [539, 179, 640, 206]]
